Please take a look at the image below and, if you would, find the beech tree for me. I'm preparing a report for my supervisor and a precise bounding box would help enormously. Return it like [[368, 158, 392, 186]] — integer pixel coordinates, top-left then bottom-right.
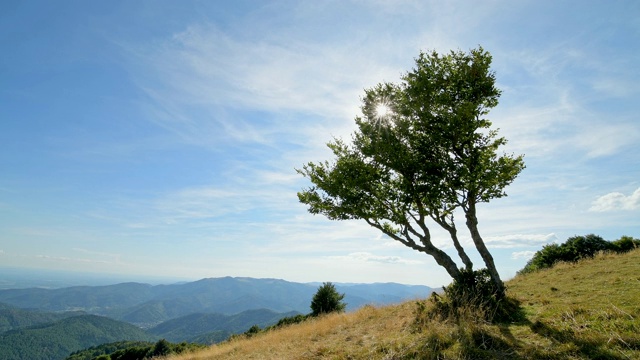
[[297, 47, 524, 296]]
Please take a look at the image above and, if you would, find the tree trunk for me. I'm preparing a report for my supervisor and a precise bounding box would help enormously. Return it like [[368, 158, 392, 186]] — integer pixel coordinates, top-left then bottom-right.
[[464, 202, 505, 297], [424, 244, 462, 280], [444, 225, 474, 271], [369, 219, 462, 281], [407, 234, 462, 280]]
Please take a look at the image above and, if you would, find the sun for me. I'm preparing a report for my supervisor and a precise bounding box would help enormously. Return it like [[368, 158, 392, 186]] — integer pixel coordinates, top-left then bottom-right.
[[374, 102, 392, 119]]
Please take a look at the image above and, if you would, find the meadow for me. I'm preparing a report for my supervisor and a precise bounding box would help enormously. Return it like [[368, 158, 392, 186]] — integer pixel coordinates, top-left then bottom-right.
[[166, 249, 640, 359]]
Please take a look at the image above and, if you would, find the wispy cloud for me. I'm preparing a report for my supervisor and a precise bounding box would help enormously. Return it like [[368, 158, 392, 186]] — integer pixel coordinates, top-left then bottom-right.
[[35, 254, 113, 265], [511, 250, 536, 260], [590, 188, 640, 212], [127, 21, 407, 152], [329, 252, 423, 265], [485, 233, 557, 248], [72, 248, 122, 262]]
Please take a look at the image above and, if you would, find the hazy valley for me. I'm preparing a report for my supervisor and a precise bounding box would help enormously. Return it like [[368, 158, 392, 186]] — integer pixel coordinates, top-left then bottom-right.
[[0, 276, 434, 360]]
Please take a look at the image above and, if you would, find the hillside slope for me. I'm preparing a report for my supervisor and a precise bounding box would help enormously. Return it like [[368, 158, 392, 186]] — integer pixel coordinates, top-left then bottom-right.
[[148, 309, 300, 343], [0, 277, 433, 328], [0, 315, 156, 360], [169, 249, 640, 359], [0, 303, 85, 333]]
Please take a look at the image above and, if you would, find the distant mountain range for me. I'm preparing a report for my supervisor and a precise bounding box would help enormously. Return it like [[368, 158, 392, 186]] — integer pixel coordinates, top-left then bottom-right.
[[0, 276, 435, 360], [0, 276, 435, 327]]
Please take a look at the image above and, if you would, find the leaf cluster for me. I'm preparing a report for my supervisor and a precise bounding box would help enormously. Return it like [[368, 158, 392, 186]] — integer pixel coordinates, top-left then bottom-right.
[[299, 47, 523, 222]]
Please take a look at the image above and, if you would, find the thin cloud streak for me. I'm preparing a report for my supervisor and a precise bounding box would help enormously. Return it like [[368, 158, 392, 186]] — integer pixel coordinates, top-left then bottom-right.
[[329, 252, 423, 265]]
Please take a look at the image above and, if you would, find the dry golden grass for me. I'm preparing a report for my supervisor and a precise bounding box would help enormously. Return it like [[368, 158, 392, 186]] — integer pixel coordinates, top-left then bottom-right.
[[166, 303, 418, 359], [167, 249, 640, 360]]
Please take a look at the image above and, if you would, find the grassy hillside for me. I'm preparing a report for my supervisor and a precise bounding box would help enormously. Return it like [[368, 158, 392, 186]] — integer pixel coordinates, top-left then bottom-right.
[[166, 249, 640, 359]]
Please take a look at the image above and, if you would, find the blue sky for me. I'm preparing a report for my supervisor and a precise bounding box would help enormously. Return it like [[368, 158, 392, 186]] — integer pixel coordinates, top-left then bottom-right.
[[1, 0, 639, 287]]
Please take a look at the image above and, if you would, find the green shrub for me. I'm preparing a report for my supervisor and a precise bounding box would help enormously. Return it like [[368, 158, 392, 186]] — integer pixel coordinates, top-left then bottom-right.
[[420, 269, 522, 324], [310, 282, 346, 316], [150, 339, 172, 357], [274, 314, 309, 327], [519, 234, 639, 274], [610, 236, 640, 252]]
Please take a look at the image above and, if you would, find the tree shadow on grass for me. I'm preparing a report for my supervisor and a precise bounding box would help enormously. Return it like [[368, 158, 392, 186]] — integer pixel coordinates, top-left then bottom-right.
[[528, 319, 627, 360], [414, 295, 632, 359], [455, 298, 627, 360]]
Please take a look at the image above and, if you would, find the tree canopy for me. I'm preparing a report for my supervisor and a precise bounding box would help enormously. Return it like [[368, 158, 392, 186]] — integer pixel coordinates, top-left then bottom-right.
[[298, 47, 524, 295], [310, 282, 346, 316]]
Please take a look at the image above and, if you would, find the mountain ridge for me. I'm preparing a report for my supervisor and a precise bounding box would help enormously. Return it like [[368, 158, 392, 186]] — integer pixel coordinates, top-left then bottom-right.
[[0, 276, 434, 327]]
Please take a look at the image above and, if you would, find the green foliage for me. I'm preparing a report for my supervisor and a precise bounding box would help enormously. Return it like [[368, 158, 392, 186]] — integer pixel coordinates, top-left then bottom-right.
[[244, 325, 261, 337], [273, 314, 309, 327], [519, 234, 640, 274], [310, 282, 346, 317], [150, 339, 172, 357], [0, 315, 155, 360], [297, 47, 524, 291], [610, 235, 640, 252], [418, 269, 522, 324], [65, 341, 153, 360], [66, 339, 205, 360], [110, 345, 150, 360], [0, 305, 84, 333], [261, 314, 310, 333]]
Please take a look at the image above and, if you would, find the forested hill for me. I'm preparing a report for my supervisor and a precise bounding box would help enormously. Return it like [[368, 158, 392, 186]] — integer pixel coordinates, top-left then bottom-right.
[[0, 277, 434, 327], [147, 309, 300, 343], [0, 302, 84, 333], [0, 277, 434, 359], [0, 307, 302, 360], [0, 315, 155, 360]]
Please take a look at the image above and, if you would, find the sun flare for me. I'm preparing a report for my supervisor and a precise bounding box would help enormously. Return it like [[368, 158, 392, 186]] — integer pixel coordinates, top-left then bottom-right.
[[374, 102, 392, 119]]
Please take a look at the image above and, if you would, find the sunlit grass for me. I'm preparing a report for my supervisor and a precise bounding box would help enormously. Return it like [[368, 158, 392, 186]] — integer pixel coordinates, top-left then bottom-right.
[[167, 249, 640, 359]]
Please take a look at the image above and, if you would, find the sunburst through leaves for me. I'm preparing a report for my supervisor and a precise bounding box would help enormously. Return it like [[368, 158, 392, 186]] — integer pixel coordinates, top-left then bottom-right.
[[372, 99, 394, 127]]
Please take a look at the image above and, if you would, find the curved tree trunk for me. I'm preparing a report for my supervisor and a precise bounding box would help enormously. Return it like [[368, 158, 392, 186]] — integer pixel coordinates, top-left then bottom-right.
[[464, 202, 505, 297], [440, 222, 474, 271], [420, 241, 462, 280], [365, 219, 462, 281]]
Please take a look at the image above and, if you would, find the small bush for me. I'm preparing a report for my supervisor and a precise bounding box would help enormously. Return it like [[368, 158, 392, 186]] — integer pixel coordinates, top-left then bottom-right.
[[274, 314, 309, 327], [244, 325, 261, 337], [418, 269, 522, 324]]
